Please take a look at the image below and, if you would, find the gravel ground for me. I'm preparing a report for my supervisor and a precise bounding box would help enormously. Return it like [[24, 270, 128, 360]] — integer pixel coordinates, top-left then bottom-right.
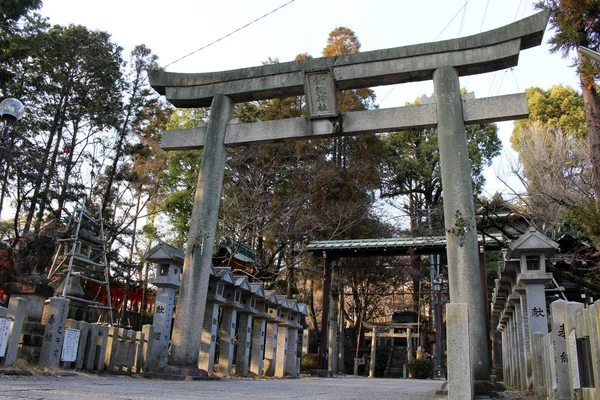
[[0, 373, 445, 400]]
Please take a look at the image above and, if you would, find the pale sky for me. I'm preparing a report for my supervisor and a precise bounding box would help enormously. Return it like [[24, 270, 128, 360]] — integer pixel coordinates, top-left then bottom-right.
[[40, 0, 581, 199]]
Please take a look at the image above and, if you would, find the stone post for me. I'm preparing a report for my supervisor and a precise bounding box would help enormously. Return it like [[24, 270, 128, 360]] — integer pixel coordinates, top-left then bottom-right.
[[338, 284, 345, 373], [39, 297, 70, 367], [217, 307, 237, 376], [275, 325, 288, 377], [509, 308, 520, 389], [434, 66, 489, 380], [75, 320, 90, 370], [198, 301, 220, 373], [500, 328, 509, 386], [141, 324, 153, 372], [369, 327, 376, 378], [447, 303, 473, 400], [4, 297, 27, 367], [407, 327, 413, 361], [235, 313, 253, 375], [95, 325, 108, 371], [531, 333, 546, 395], [250, 318, 266, 375], [286, 327, 299, 377], [514, 298, 528, 391], [328, 264, 339, 376], [83, 323, 99, 371], [264, 322, 278, 376], [319, 257, 332, 369], [150, 286, 175, 368], [168, 94, 234, 367], [505, 314, 515, 388], [550, 300, 583, 399], [103, 327, 118, 371], [302, 328, 309, 359]]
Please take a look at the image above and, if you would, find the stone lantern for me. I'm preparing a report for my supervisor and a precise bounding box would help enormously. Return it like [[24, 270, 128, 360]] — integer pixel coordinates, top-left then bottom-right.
[[508, 228, 559, 390], [144, 243, 183, 368], [509, 228, 558, 336]]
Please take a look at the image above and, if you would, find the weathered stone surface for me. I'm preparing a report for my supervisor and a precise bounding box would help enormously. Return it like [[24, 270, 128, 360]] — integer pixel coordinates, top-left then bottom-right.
[[149, 12, 548, 107], [264, 323, 278, 376], [198, 301, 219, 373], [235, 313, 252, 375], [249, 318, 266, 376], [159, 94, 527, 151], [39, 297, 69, 367], [434, 65, 489, 380], [149, 287, 175, 369], [550, 300, 582, 399], [446, 303, 473, 400], [4, 297, 27, 366], [167, 94, 234, 367], [217, 307, 236, 376]]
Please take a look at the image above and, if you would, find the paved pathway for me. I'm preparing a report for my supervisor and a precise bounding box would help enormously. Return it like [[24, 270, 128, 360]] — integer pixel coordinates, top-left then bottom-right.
[[1, 374, 445, 400]]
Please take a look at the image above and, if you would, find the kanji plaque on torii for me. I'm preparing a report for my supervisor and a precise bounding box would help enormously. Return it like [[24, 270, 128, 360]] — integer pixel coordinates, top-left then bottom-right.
[[149, 10, 549, 396]]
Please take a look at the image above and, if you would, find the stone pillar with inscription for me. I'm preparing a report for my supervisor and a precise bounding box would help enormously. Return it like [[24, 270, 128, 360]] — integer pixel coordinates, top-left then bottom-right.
[[264, 322, 279, 376], [144, 243, 183, 370], [39, 297, 70, 367], [513, 295, 528, 392], [275, 324, 288, 377], [250, 318, 267, 375], [198, 300, 219, 373], [286, 325, 299, 377], [509, 228, 558, 391], [235, 313, 253, 375], [217, 306, 237, 376], [149, 288, 176, 369], [302, 328, 309, 359], [550, 300, 583, 399]]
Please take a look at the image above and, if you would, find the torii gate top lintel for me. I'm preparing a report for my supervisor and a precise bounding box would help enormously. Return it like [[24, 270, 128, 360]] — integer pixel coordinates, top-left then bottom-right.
[[149, 10, 548, 108]]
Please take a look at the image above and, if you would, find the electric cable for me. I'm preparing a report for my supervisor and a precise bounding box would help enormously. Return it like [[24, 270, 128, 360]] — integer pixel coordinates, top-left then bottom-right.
[[164, 0, 296, 69]]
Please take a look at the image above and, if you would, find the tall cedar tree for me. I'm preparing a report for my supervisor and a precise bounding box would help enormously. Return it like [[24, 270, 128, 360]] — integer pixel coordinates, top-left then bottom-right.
[[537, 0, 600, 208]]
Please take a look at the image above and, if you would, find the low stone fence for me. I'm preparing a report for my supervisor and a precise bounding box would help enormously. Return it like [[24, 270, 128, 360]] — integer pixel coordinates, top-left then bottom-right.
[[0, 296, 153, 374], [0, 297, 27, 367], [525, 300, 599, 399], [59, 320, 153, 374]]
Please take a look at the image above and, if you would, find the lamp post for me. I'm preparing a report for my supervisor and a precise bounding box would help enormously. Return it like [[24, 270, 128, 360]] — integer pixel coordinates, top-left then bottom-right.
[[0, 98, 25, 164]]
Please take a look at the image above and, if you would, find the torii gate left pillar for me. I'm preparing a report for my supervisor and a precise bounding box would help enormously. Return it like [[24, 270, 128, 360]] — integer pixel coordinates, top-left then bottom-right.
[[167, 94, 233, 366]]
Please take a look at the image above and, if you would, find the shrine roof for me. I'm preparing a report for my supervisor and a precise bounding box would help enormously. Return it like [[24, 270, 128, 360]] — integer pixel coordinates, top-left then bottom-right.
[[307, 233, 504, 258]]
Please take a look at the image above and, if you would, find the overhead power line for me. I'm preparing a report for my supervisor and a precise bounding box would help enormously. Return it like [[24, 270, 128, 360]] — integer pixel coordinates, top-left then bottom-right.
[[164, 0, 297, 69]]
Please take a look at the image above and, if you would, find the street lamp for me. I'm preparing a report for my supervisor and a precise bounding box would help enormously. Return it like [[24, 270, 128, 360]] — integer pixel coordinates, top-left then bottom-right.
[[0, 98, 25, 164]]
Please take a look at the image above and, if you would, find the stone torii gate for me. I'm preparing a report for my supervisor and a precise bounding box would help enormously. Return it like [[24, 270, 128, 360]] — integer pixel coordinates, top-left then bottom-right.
[[149, 10, 548, 390]]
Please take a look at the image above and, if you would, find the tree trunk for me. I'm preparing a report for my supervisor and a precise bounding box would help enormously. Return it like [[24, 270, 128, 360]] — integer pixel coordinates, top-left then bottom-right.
[[34, 116, 65, 234], [579, 51, 600, 210], [54, 119, 81, 222], [22, 94, 67, 235]]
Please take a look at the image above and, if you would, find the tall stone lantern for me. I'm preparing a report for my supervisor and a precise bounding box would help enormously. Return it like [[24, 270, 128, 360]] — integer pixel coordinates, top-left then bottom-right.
[[144, 243, 183, 368], [509, 228, 558, 338]]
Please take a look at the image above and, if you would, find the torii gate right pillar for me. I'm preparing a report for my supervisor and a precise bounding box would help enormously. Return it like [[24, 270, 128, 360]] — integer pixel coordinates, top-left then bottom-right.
[[434, 66, 490, 380]]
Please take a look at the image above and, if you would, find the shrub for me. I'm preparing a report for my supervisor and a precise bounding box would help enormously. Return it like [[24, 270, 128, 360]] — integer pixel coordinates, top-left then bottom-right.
[[406, 358, 431, 379], [301, 353, 319, 373]]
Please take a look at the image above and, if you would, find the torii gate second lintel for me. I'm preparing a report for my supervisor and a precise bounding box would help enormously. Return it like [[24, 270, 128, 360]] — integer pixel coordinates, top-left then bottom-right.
[[149, 11, 549, 386]]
